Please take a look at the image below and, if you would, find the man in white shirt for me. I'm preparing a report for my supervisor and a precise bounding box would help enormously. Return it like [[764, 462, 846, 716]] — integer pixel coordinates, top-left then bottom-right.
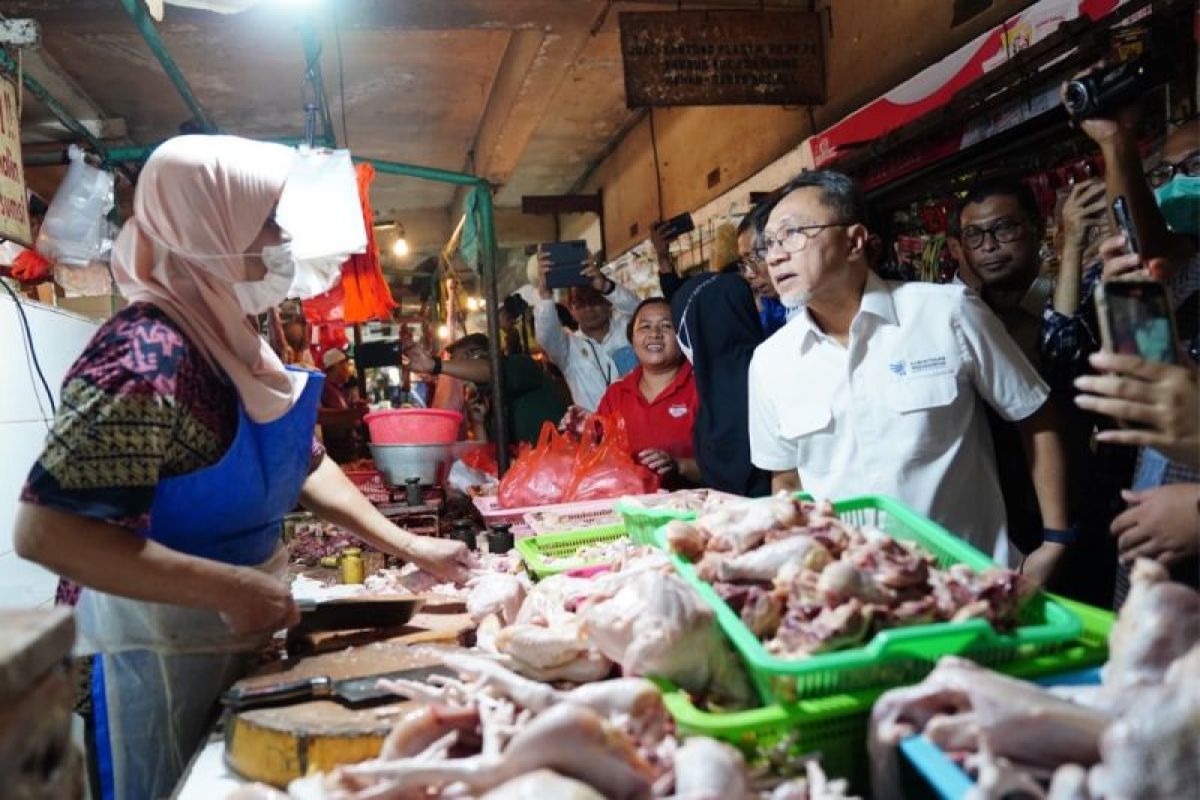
[[533, 255, 641, 411], [747, 171, 1072, 585]]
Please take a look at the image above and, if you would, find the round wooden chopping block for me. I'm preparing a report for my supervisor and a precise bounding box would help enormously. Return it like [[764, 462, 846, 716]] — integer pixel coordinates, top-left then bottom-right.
[[224, 642, 448, 787]]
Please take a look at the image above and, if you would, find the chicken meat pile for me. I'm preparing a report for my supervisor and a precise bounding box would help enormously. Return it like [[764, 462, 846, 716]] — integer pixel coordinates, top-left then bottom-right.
[[467, 547, 756, 707], [869, 558, 1200, 800], [663, 495, 1033, 658], [230, 652, 857, 800]]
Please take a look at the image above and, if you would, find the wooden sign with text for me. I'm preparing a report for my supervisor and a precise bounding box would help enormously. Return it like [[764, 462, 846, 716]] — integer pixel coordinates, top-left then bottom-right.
[[620, 10, 825, 107], [0, 76, 31, 246]]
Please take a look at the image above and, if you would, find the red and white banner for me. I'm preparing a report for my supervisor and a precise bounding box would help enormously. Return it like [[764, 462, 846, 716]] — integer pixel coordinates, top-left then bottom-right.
[[806, 0, 1122, 172]]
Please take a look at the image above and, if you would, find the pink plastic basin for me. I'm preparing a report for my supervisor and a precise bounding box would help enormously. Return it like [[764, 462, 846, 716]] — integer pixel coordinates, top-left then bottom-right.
[[363, 409, 463, 445]]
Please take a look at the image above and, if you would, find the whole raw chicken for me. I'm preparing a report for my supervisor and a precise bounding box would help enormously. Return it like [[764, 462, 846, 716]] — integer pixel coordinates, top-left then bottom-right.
[[580, 568, 755, 708]]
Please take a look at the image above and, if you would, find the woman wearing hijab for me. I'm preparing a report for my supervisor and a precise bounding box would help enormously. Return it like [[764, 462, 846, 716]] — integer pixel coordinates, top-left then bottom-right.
[[13, 136, 469, 800], [671, 272, 772, 497]]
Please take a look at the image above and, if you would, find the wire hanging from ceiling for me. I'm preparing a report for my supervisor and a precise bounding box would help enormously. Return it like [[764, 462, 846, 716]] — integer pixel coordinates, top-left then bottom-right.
[[333, 2, 350, 148]]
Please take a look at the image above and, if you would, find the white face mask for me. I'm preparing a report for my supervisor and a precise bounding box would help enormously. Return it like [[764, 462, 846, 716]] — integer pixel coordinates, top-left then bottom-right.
[[232, 242, 297, 315]]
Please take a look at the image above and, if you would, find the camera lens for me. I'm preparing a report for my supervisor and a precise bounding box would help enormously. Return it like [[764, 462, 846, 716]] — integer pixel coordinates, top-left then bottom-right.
[[1063, 81, 1090, 114]]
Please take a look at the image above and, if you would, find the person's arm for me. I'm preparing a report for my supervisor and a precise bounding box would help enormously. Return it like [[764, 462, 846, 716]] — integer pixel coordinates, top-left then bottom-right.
[[1069, 100, 1189, 263], [533, 298, 573, 370], [772, 469, 801, 494], [299, 455, 469, 582], [659, 270, 685, 302], [13, 504, 298, 635], [1054, 179, 1107, 316]]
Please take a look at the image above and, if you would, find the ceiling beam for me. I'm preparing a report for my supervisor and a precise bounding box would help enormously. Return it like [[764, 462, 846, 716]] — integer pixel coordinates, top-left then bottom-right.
[[16, 49, 128, 144]]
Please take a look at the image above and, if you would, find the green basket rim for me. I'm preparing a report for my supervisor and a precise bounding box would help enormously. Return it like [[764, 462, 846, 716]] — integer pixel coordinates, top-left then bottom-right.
[[515, 523, 629, 579], [656, 493, 1082, 692]]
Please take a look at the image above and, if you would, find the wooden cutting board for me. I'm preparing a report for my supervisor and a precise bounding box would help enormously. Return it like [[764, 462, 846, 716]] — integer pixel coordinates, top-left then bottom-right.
[[225, 596, 475, 788]]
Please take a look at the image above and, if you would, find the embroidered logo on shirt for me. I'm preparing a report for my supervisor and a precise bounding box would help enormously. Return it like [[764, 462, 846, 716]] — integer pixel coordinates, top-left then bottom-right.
[[668, 404, 689, 418], [909, 355, 949, 376], [888, 361, 907, 376]]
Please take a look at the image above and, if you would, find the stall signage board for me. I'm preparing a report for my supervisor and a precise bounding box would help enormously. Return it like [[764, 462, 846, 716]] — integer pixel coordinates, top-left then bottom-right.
[[0, 76, 31, 246], [619, 10, 825, 107]]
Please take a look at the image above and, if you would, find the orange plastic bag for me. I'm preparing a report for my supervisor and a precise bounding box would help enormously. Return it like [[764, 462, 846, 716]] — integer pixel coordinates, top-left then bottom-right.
[[564, 415, 659, 502], [496, 422, 579, 508]]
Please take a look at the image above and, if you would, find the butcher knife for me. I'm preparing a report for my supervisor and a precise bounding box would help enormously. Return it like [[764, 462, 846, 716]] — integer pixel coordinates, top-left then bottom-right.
[[221, 664, 454, 710], [293, 596, 424, 632]]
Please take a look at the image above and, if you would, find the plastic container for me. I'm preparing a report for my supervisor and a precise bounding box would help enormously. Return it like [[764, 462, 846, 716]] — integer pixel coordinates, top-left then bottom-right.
[[363, 409, 462, 445], [614, 498, 698, 545], [657, 602, 1111, 796], [900, 667, 1104, 800], [472, 494, 661, 537], [657, 494, 1083, 703], [515, 525, 629, 580], [342, 469, 390, 504]]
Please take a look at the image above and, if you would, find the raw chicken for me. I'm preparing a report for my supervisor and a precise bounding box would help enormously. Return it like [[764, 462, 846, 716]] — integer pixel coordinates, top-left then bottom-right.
[[699, 494, 810, 553], [481, 770, 606, 800], [467, 573, 528, 626], [341, 704, 655, 799], [716, 536, 832, 583], [665, 519, 708, 562], [670, 737, 750, 799], [580, 569, 755, 708], [869, 657, 1112, 800], [1104, 558, 1200, 693]]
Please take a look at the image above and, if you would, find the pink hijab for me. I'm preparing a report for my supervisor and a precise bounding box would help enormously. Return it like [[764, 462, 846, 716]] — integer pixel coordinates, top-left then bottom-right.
[[111, 135, 299, 422]]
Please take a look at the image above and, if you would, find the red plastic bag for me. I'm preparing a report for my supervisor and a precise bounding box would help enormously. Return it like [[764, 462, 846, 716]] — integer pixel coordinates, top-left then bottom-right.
[[463, 444, 499, 478], [564, 415, 659, 502], [497, 423, 579, 508]]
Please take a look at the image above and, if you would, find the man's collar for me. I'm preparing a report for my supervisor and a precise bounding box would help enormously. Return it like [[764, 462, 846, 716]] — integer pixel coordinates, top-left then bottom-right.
[[792, 272, 895, 353]]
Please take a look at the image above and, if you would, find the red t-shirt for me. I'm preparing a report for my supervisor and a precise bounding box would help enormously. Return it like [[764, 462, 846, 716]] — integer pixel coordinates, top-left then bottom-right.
[[596, 362, 698, 458]]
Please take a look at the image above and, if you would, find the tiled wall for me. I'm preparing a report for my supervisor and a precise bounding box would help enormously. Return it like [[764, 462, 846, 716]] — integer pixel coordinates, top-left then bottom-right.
[[0, 293, 98, 608]]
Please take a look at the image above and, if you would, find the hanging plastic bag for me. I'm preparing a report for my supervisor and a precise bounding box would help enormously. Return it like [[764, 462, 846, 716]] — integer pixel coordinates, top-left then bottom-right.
[[564, 415, 659, 502], [497, 422, 579, 508], [275, 147, 366, 298], [36, 146, 115, 267]]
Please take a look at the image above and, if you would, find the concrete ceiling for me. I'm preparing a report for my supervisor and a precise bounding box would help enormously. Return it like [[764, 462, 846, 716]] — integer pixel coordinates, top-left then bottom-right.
[[7, 0, 717, 277]]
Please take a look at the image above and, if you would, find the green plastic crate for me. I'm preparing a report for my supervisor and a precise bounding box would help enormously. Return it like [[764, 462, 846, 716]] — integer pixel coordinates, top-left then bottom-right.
[[515, 524, 628, 580], [614, 498, 698, 545], [657, 494, 1082, 703], [655, 597, 1111, 793]]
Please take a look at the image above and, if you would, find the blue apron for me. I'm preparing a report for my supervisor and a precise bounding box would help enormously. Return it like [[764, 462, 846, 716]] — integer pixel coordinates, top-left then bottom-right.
[[88, 369, 323, 800]]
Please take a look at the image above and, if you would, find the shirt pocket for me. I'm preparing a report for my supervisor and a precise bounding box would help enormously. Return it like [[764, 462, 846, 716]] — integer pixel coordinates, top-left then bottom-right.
[[885, 375, 961, 458], [779, 403, 836, 474]]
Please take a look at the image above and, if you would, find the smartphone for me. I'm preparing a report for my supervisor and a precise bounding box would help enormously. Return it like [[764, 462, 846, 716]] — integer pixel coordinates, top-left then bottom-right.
[[652, 212, 695, 242], [1111, 196, 1139, 256], [1094, 279, 1180, 365], [524, 240, 589, 266]]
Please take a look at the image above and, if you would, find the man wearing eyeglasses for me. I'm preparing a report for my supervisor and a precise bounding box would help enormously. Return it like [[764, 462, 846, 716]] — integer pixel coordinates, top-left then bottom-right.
[[747, 171, 1071, 585]]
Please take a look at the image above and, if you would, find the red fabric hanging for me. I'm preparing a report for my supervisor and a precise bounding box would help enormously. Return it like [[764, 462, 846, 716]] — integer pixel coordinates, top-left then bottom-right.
[[303, 162, 397, 325]]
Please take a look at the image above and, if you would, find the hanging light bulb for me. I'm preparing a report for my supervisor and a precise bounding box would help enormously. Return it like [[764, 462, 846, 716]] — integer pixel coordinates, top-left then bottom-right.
[[392, 236, 410, 258], [466, 296, 480, 312], [437, 324, 450, 339]]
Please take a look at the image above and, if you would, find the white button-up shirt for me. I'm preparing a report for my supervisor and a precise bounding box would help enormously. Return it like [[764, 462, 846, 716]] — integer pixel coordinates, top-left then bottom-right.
[[533, 284, 641, 411], [748, 273, 1049, 558]]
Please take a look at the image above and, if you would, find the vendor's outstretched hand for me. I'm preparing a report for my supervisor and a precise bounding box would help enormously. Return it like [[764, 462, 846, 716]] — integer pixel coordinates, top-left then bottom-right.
[[1076, 352, 1199, 469], [1019, 542, 1067, 589], [405, 534, 471, 585]]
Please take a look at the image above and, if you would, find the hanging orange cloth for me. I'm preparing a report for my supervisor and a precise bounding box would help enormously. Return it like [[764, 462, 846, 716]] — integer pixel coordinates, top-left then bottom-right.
[[303, 162, 396, 325]]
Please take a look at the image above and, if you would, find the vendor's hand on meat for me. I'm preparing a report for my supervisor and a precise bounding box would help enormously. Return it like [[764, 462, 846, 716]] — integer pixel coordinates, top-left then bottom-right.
[[1076, 352, 1200, 469], [219, 568, 301, 635], [1110, 483, 1200, 567], [637, 448, 677, 477], [403, 534, 472, 584]]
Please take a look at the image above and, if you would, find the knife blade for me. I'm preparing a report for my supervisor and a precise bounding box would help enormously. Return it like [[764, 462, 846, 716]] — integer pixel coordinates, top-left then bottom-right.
[[221, 664, 453, 710], [293, 596, 424, 632]]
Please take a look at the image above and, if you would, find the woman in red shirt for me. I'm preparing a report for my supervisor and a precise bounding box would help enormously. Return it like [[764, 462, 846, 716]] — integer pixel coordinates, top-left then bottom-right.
[[597, 298, 701, 485]]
